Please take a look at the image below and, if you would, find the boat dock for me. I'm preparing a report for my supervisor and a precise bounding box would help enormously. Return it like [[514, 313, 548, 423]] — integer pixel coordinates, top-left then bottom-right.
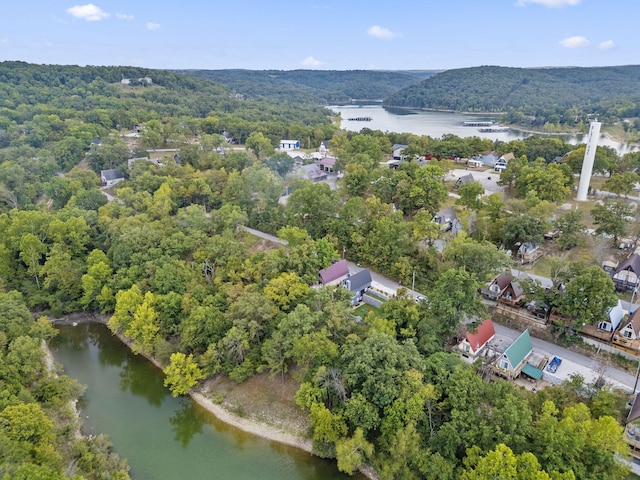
[[463, 121, 495, 127], [347, 116, 372, 121]]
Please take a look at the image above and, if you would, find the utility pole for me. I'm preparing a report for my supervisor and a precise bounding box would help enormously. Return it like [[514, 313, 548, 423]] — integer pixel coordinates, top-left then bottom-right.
[[412, 268, 416, 291]]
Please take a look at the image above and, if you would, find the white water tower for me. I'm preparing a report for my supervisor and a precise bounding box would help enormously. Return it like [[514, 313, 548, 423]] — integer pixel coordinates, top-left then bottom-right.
[[576, 120, 601, 201]]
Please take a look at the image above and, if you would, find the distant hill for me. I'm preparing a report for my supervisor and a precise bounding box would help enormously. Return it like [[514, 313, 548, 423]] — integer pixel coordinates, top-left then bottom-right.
[[383, 65, 640, 119], [174, 69, 439, 104]]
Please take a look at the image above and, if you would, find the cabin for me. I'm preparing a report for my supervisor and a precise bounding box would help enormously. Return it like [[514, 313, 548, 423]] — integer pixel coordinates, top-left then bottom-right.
[[300, 164, 327, 183], [597, 300, 627, 333], [319, 259, 350, 286], [482, 273, 513, 300], [319, 157, 336, 173], [615, 308, 640, 342], [100, 169, 125, 187], [432, 207, 461, 233], [467, 159, 483, 168], [280, 139, 300, 150], [342, 270, 373, 306], [498, 279, 525, 306], [391, 144, 409, 161], [454, 173, 475, 189], [494, 329, 534, 380], [612, 254, 640, 292], [458, 319, 495, 358], [517, 243, 542, 264], [479, 151, 500, 167]]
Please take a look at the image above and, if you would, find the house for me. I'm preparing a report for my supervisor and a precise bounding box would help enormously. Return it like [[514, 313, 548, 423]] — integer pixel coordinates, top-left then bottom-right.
[[495, 329, 534, 379], [319, 157, 336, 173], [319, 140, 331, 156], [342, 270, 373, 305], [612, 254, 640, 291], [138, 76, 153, 85], [293, 155, 305, 167], [222, 131, 236, 144], [597, 300, 627, 333], [432, 207, 461, 233], [280, 139, 300, 150], [391, 144, 409, 161], [482, 273, 513, 300], [120, 78, 131, 86], [467, 159, 483, 168], [498, 279, 525, 306], [454, 173, 475, 189], [100, 169, 125, 187], [517, 243, 542, 264], [615, 308, 640, 342], [602, 256, 619, 274], [498, 152, 514, 164], [458, 319, 495, 358], [479, 150, 500, 167], [319, 259, 350, 286], [300, 164, 327, 183]]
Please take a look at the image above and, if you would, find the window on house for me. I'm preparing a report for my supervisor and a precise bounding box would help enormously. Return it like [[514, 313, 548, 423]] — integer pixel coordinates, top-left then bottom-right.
[[499, 359, 509, 369], [624, 330, 633, 339]]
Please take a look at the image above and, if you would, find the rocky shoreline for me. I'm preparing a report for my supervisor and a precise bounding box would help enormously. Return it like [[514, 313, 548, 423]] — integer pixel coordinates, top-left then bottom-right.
[[48, 313, 380, 480]]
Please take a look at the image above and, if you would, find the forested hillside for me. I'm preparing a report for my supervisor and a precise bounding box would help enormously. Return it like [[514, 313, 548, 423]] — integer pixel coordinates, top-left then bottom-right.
[[384, 65, 640, 125], [0, 61, 637, 479], [176, 69, 438, 104]]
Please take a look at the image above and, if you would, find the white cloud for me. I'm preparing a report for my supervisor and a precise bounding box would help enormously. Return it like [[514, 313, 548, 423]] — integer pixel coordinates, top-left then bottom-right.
[[599, 40, 615, 50], [116, 13, 134, 20], [146, 22, 161, 31], [301, 56, 323, 68], [367, 25, 396, 40], [559, 36, 590, 48], [516, 0, 581, 6], [67, 4, 109, 21]]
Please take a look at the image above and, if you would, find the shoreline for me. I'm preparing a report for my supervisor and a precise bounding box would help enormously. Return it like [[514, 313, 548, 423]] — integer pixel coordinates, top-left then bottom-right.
[[49, 314, 380, 480]]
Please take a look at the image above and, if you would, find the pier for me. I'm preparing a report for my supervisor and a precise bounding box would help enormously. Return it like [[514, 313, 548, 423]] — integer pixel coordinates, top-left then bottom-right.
[[463, 121, 495, 127]]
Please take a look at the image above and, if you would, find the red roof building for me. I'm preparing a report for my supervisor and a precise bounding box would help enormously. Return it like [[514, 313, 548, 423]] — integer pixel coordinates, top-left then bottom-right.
[[458, 319, 496, 358]]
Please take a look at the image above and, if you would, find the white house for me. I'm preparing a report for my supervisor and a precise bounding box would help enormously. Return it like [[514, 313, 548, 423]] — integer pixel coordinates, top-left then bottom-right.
[[100, 169, 125, 187], [391, 144, 409, 161], [597, 300, 627, 333], [280, 139, 300, 150]]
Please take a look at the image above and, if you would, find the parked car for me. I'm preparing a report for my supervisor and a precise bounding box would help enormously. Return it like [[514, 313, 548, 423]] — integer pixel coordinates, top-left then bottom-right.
[[547, 356, 562, 373]]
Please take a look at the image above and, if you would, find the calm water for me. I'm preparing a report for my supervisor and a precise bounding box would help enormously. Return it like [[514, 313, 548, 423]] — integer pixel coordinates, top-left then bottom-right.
[[50, 323, 361, 480], [329, 104, 639, 155]]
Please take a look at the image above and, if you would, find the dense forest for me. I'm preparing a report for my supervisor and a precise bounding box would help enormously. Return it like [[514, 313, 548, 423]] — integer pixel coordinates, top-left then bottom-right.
[[175, 69, 437, 105], [384, 65, 640, 128], [1, 61, 639, 479]]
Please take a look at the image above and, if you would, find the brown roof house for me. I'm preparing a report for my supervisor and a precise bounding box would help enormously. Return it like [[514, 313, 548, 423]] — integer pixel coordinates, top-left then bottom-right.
[[614, 308, 640, 352], [497, 278, 525, 306], [482, 273, 512, 300], [458, 319, 496, 359], [612, 254, 640, 292], [319, 259, 349, 286]]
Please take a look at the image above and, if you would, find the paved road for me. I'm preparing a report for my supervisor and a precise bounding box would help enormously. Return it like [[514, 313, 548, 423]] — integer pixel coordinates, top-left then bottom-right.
[[241, 226, 638, 391]]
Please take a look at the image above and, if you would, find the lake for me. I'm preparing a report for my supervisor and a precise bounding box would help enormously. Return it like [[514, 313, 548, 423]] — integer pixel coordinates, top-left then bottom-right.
[[50, 322, 362, 480], [329, 104, 639, 155]]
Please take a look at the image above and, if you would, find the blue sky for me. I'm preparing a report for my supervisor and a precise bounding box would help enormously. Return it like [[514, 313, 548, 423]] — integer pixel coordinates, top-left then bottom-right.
[[1, 0, 637, 70]]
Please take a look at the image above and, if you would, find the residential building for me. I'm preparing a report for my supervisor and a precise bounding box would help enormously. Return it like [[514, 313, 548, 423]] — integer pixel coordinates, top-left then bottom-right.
[[319, 260, 349, 286], [100, 169, 125, 187], [495, 329, 534, 380], [612, 254, 640, 291], [458, 319, 495, 358], [280, 139, 300, 150], [342, 270, 373, 305]]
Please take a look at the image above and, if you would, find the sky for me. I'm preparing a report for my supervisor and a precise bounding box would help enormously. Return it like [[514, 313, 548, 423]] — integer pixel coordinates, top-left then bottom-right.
[[1, 0, 638, 71]]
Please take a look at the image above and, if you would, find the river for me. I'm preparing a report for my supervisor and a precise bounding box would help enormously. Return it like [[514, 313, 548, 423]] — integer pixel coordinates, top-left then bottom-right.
[[329, 104, 640, 155], [50, 322, 362, 480]]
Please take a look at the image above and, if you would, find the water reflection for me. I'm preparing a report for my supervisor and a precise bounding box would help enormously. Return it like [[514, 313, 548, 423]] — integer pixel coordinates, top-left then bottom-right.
[[51, 322, 361, 480], [169, 399, 204, 448], [118, 357, 167, 407]]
